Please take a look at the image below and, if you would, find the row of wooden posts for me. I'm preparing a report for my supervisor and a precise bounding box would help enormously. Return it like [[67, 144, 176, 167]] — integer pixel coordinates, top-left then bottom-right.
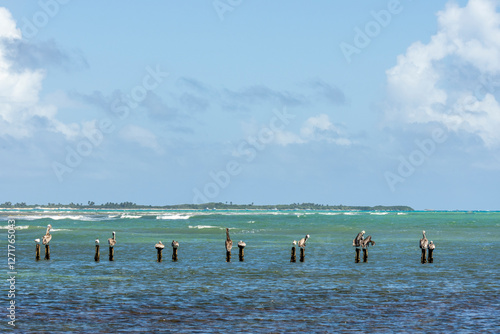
[[36, 243, 434, 263]]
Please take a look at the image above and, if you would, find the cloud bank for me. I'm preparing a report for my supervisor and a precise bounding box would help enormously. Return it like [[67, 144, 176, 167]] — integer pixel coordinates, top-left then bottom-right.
[[0, 7, 76, 140], [385, 0, 500, 147]]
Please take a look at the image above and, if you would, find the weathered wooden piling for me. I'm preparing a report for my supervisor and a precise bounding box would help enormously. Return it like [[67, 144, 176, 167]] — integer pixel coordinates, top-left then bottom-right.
[[94, 244, 100, 262], [421, 248, 427, 264], [300, 247, 305, 262], [355, 248, 360, 263], [225, 228, 233, 262], [428, 248, 434, 263], [238, 241, 246, 261], [291, 242, 297, 263], [109, 247, 114, 261], [155, 241, 165, 262], [108, 231, 116, 261], [35, 243, 40, 261], [363, 248, 368, 262], [44, 245, 50, 260], [172, 240, 179, 262], [157, 247, 162, 262], [420, 230, 428, 264]]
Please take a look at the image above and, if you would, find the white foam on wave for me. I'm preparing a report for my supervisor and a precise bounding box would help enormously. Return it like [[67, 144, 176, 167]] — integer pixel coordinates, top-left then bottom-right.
[[370, 212, 389, 215], [188, 225, 222, 229], [343, 212, 359, 215], [50, 228, 71, 232], [156, 214, 192, 220], [397, 212, 407, 215], [0, 225, 30, 230], [247, 221, 256, 224], [120, 214, 142, 219], [6, 214, 112, 222], [317, 212, 342, 216]]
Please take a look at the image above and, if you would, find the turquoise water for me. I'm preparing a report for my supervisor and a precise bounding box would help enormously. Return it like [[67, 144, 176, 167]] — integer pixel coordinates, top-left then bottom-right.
[[2, 210, 499, 332]]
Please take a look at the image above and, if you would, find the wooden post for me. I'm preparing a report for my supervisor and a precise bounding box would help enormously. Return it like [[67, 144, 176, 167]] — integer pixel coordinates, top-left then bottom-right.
[[428, 248, 434, 263], [363, 248, 368, 262], [355, 248, 360, 263], [94, 245, 100, 262], [36, 244, 40, 261], [44, 245, 50, 260], [109, 246, 114, 261], [421, 248, 427, 264], [238, 245, 245, 262], [226, 250, 231, 262], [156, 247, 163, 262], [172, 247, 178, 262], [290, 246, 296, 262], [300, 248, 305, 262]]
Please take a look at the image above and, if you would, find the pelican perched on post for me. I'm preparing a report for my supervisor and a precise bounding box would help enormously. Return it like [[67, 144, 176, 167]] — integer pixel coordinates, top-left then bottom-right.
[[238, 240, 246, 248], [42, 224, 52, 245], [108, 231, 116, 247], [292, 240, 297, 246], [353, 230, 365, 247], [420, 230, 428, 249], [171, 240, 179, 249], [360, 235, 375, 248], [95, 238, 99, 245], [225, 228, 233, 252], [428, 240, 435, 250], [34, 238, 41, 244], [298, 234, 309, 248], [155, 241, 165, 249]]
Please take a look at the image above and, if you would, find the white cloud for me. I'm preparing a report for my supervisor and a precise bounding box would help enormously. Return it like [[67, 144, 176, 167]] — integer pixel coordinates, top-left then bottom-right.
[[0, 7, 77, 140], [120, 125, 164, 154], [275, 114, 352, 146], [385, 0, 500, 147]]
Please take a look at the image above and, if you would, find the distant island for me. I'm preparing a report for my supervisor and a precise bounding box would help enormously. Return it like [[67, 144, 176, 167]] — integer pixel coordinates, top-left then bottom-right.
[[0, 201, 413, 211]]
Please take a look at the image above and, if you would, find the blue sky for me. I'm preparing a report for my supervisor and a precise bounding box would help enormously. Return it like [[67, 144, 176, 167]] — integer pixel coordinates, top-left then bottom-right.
[[2, 0, 500, 210]]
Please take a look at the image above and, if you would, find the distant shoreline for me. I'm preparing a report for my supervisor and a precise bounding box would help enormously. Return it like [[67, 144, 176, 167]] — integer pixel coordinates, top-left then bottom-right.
[[0, 202, 414, 212]]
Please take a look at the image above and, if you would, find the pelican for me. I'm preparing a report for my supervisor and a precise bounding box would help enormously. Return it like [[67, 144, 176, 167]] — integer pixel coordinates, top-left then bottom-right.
[[108, 231, 116, 247], [42, 224, 52, 245], [420, 230, 428, 249], [429, 240, 435, 250], [171, 240, 179, 249], [95, 238, 99, 245], [292, 240, 297, 246], [360, 235, 375, 248], [225, 228, 233, 252], [298, 234, 309, 248], [155, 241, 165, 249], [34, 238, 40, 244], [353, 230, 365, 247], [238, 240, 246, 248]]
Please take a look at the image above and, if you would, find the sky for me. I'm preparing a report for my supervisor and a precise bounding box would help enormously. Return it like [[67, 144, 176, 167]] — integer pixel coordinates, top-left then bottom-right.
[[1, 0, 500, 210]]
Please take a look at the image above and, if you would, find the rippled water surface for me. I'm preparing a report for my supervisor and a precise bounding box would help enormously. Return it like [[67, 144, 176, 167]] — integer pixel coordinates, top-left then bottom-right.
[[2, 210, 500, 332]]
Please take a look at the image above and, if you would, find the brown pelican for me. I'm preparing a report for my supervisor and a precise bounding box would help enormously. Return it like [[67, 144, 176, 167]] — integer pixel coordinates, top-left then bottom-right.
[[108, 231, 116, 247], [352, 230, 365, 247], [42, 224, 52, 245], [155, 241, 165, 249], [360, 235, 375, 248], [292, 240, 297, 246], [95, 238, 99, 245], [420, 230, 428, 249], [34, 238, 41, 244], [225, 228, 233, 252], [428, 240, 435, 250], [298, 234, 309, 248], [238, 240, 246, 248], [171, 240, 179, 249]]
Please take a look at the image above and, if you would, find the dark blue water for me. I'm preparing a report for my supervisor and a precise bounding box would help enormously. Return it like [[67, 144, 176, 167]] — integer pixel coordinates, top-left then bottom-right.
[[2, 210, 499, 332]]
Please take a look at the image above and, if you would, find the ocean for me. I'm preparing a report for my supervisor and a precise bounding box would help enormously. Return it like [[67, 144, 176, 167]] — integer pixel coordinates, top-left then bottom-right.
[[2, 209, 499, 333]]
